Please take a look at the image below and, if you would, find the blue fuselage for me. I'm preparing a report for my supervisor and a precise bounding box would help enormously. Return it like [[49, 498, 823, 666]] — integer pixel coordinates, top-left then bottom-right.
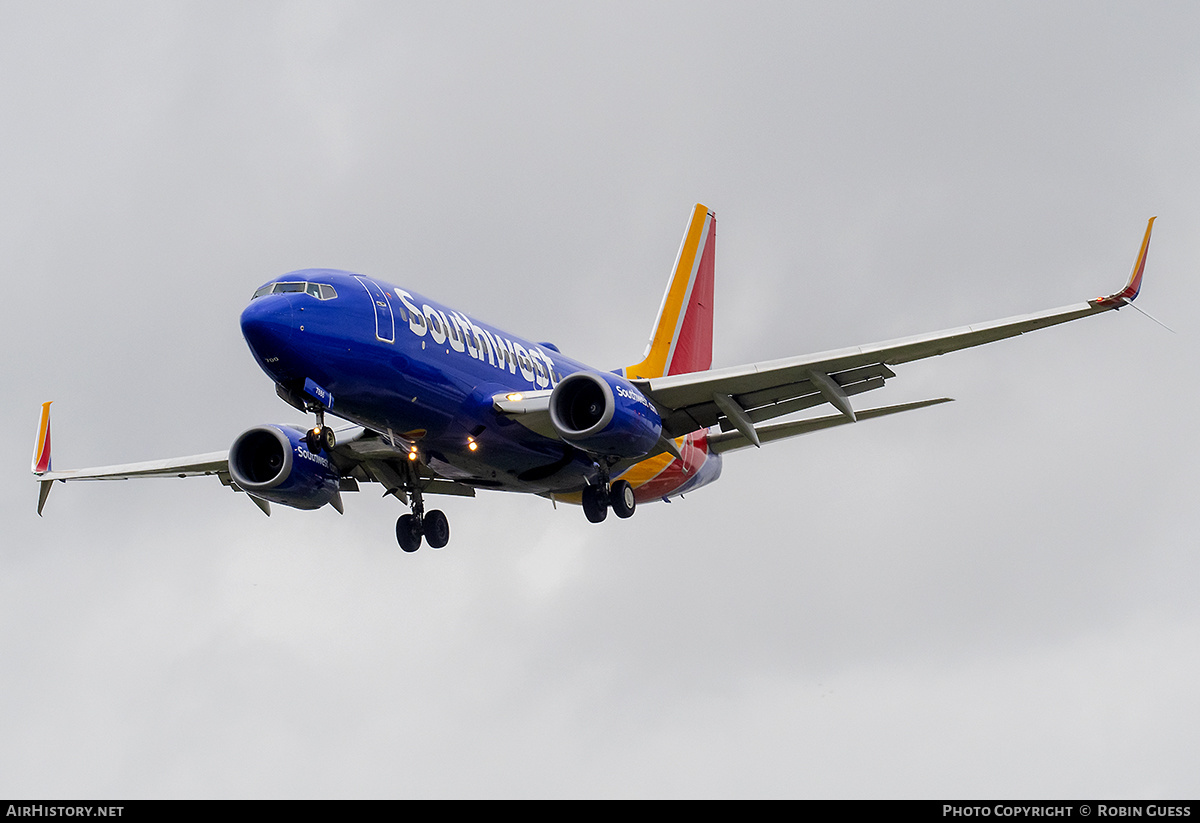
[[240, 269, 616, 494]]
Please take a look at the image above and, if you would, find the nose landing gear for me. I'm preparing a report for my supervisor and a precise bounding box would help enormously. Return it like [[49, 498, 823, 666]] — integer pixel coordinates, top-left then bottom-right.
[[299, 379, 338, 454], [303, 405, 336, 453], [305, 423, 336, 453]]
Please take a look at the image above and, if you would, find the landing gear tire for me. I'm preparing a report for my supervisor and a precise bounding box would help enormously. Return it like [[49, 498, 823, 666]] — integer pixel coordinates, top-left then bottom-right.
[[424, 510, 450, 549], [396, 514, 422, 552], [306, 425, 335, 453], [610, 479, 636, 519], [582, 484, 609, 523]]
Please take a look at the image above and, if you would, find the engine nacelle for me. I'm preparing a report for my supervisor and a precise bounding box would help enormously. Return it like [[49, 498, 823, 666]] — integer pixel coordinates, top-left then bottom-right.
[[549, 371, 662, 458], [228, 425, 340, 510]]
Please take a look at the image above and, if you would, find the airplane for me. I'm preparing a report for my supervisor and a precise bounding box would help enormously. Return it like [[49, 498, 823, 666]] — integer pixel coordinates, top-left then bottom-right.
[[32, 205, 1156, 552]]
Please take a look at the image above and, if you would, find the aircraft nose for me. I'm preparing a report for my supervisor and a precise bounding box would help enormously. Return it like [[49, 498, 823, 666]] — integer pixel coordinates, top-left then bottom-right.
[[240, 295, 295, 359]]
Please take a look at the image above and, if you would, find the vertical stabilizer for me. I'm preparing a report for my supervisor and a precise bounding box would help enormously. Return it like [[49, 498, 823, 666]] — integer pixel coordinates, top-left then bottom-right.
[[623, 204, 716, 379]]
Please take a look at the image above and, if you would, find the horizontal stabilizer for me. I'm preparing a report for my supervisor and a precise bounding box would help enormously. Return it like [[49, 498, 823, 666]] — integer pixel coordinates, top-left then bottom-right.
[[707, 398, 953, 454]]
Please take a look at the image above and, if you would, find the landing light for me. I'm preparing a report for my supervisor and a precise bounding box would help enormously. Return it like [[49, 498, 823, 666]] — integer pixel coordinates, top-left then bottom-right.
[[506, 392, 523, 402], [467, 437, 478, 452]]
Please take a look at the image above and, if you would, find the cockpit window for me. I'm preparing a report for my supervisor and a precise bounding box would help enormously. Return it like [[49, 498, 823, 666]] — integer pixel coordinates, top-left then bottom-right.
[[251, 281, 338, 300]]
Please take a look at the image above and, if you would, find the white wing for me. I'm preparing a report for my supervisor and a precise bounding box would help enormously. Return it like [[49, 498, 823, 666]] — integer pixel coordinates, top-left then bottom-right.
[[31, 418, 474, 516], [637, 218, 1155, 443]]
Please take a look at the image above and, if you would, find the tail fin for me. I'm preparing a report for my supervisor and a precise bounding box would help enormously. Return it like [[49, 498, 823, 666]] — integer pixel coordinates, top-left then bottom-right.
[[623, 203, 716, 379]]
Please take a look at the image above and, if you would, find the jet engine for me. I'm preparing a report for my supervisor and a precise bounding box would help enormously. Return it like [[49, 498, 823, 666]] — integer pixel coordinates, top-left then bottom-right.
[[548, 371, 662, 458], [228, 425, 341, 510]]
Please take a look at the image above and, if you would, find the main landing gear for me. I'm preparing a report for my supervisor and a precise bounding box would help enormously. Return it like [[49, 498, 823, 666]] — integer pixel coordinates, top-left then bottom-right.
[[581, 478, 636, 523], [394, 470, 450, 552]]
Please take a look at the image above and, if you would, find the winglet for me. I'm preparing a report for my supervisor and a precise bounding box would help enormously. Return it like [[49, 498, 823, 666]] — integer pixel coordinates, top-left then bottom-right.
[[37, 480, 53, 517], [1094, 217, 1155, 308], [32, 401, 52, 475]]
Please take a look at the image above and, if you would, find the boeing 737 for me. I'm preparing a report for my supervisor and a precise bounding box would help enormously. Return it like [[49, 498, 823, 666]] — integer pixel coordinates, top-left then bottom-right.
[[32, 205, 1155, 551]]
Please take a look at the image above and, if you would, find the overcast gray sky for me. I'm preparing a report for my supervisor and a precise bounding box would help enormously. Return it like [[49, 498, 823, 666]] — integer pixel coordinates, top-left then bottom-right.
[[3, 1, 1198, 799]]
